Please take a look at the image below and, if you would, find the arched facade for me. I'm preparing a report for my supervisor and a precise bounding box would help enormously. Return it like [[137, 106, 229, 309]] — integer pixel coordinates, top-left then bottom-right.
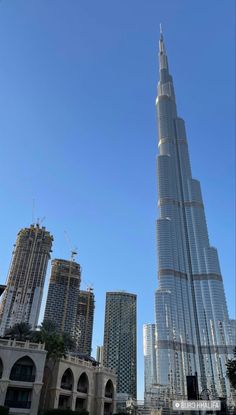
[[60, 368, 74, 391], [105, 379, 114, 399], [76, 372, 89, 411], [77, 372, 89, 393], [0, 339, 47, 415], [104, 379, 114, 415], [10, 356, 36, 382]]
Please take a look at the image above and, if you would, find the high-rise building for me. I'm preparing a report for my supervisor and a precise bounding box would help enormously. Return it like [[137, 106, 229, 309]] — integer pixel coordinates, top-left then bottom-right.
[[230, 319, 236, 346], [103, 292, 137, 400], [44, 258, 81, 338], [75, 288, 95, 356], [143, 324, 157, 397], [154, 29, 234, 402], [0, 224, 53, 335], [96, 345, 104, 366]]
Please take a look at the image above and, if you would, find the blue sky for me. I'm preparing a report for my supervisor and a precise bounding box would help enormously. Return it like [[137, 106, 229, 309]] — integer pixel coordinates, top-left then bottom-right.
[[0, 0, 234, 400]]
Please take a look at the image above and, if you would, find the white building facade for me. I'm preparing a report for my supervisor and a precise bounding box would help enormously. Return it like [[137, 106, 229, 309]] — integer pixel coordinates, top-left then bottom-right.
[[0, 338, 47, 415]]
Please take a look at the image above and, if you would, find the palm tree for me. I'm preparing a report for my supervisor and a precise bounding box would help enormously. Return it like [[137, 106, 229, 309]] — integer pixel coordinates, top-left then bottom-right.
[[4, 322, 32, 341], [32, 320, 75, 359], [33, 320, 75, 412], [226, 347, 236, 390]]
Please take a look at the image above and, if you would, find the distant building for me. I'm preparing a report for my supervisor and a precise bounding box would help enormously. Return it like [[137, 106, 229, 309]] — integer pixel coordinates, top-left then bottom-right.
[[40, 354, 117, 414], [75, 289, 95, 356], [143, 324, 157, 397], [103, 292, 137, 401], [44, 258, 81, 338], [0, 338, 47, 414], [0, 224, 53, 335], [96, 345, 104, 366]]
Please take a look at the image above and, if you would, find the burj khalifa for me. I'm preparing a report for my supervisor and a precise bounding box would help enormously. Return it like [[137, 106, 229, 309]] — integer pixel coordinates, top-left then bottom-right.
[[155, 29, 234, 403]]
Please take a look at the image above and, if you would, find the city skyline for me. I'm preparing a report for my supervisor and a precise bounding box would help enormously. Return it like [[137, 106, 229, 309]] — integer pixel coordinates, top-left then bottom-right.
[[0, 0, 234, 399]]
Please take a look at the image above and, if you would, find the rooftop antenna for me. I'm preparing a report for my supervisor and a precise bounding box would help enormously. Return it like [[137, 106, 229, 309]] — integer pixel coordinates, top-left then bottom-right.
[[160, 23, 164, 39]]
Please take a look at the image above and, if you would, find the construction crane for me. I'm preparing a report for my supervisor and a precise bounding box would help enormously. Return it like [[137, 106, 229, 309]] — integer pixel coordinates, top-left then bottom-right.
[[61, 232, 78, 333]]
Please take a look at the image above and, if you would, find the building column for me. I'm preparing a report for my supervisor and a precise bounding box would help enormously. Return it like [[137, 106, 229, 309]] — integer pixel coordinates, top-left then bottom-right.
[[30, 383, 43, 415], [87, 394, 93, 413], [71, 392, 77, 411], [94, 397, 104, 415], [0, 380, 9, 406]]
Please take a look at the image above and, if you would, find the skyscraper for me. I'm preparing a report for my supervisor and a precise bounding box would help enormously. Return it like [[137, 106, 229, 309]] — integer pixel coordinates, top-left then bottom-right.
[[143, 324, 157, 397], [0, 224, 53, 335], [44, 258, 81, 338], [155, 29, 234, 402], [103, 292, 137, 401], [75, 288, 95, 356]]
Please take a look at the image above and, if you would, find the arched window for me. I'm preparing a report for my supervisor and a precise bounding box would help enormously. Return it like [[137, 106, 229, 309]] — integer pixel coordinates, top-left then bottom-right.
[[60, 368, 73, 391], [0, 358, 3, 378], [77, 372, 89, 394], [104, 379, 114, 399], [10, 356, 36, 382]]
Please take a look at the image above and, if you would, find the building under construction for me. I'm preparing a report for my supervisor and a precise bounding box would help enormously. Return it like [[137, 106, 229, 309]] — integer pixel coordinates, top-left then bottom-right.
[[0, 224, 53, 335], [75, 289, 95, 356], [44, 258, 81, 339]]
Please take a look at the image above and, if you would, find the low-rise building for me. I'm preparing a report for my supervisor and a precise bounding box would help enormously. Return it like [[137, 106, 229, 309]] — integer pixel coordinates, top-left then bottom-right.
[[0, 338, 47, 414], [40, 354, 117, 415], [0, 338, 117, 415]]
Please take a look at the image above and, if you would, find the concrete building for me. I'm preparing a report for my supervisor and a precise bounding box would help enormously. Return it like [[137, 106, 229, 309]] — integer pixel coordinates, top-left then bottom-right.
[[75, 288, 95, 356], [44, 258, 81, 338], [103, 292, 137, 402], [143, 324, 157, 398], [154, 28, 234, 403], [40, 354, 117, 415], [0, 338, 47, 415], [0, 224, 53, 336]]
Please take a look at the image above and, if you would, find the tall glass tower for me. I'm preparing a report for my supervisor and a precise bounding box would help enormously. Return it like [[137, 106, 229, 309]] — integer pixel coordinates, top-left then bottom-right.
[[155, 29, 234, 402]]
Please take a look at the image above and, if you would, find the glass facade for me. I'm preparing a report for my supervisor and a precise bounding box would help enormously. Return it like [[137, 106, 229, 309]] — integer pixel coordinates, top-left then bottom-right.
[[155, 32, 234, 403]]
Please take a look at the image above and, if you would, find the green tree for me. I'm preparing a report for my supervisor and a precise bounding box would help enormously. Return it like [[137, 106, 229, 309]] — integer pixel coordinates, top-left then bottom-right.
[[32, 320, 75, 359], [4, 322, 32, 341], [226, 347, 236, 390], [33, 320, 75, 412]]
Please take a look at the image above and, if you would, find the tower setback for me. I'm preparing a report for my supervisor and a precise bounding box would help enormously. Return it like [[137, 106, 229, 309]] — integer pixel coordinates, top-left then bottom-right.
[[155, 31, 234, 402]]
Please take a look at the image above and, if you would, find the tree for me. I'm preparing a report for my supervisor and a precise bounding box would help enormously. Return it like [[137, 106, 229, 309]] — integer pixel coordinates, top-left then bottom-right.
[[31, 320, 75, 359], [226, 347, 236, 390], [4, 322, 32, 341], [33, 320, 75, 411]]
